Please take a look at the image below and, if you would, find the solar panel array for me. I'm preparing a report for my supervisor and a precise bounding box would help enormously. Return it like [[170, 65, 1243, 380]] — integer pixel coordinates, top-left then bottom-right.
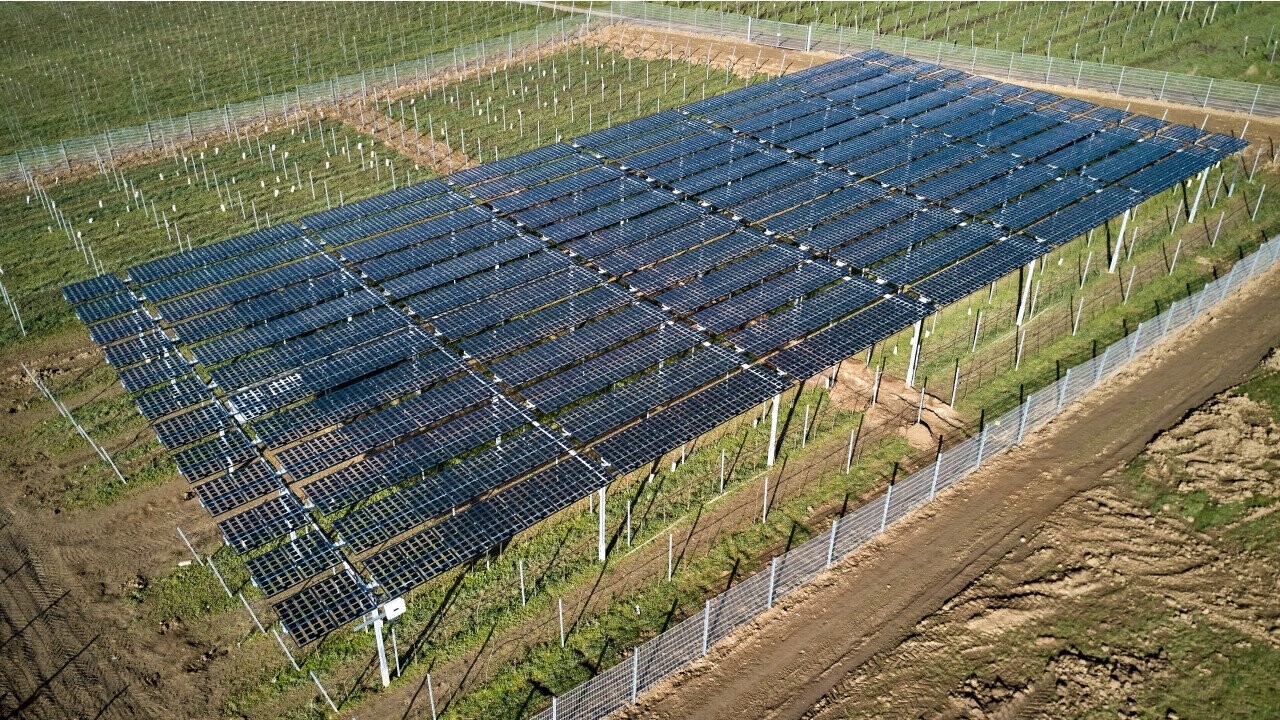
[[62, 50, 1243, 647]]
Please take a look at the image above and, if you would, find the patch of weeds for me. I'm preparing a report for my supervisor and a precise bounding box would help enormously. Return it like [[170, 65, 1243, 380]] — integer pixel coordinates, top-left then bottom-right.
[[135, 548, 250, 623], [1235, 369, 1280, 423]]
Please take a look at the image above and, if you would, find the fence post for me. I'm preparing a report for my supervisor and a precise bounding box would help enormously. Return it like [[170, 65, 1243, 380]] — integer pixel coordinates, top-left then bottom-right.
[[976, 423, 989, 469], [1017, 398, 1030, 443], [766, 557, 778, 608], [930, 444, 942, 500], [1057, 368, 1072, 411], [826, 517, 840, 568], [880, 481, 893, 532], [702, 599, 711, 655], [631, 648, 639, 702]]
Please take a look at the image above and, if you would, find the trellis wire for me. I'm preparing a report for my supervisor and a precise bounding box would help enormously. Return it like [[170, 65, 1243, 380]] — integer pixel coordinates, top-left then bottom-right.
[[531, 232, 1280, 720]]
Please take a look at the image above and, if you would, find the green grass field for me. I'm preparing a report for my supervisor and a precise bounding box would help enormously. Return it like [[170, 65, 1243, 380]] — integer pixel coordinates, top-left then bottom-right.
[[668, 1, 1280, 86], [0, 1, 560, 155], [386, 44, 758, 163]]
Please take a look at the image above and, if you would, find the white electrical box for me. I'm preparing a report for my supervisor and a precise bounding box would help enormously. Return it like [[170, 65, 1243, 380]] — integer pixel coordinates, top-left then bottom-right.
[[382, 597, 407, 621]]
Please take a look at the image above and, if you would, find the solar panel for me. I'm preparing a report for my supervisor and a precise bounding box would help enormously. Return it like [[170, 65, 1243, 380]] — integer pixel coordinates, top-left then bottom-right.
[[62, 274, 127, 305], [141, 238, 317, 303], [301, 399, 528, 514], [829, 207, 967, 269], [430, 265, 601, 339], [218, 492, 309, 553], [873, 222, 1007, 286], [88, 310, 155, 346], [155, 254, 340, 322], [556, 343, 742, 443], [193, 458, 280, 516], [468, 152, 601, 201], [338, 206, 498, 265], [73, 291, 138, 325], [364, 456, 608, 598], [117, 353, 191, 394], [690, 260, 845, 334], [625, 229, 770, 295], [173, 429, 257, 484], [128, 224, 301, 285], [274, 568, 376, 645], [381, 234, 546, 299], [657, 244, 808, 314], [488, 302, 667, 387], [334, 427, 565, 553], [597, 213, 739, 278], [103, 330, 174, 368], [227, 326, 440, 419], [593, 367, 790, 474], [153, 402, 230, 451], [63, 52, 1236, 623], [246, 529, 343, 598], [301, 179, 451, 230], [190, 291, 383, 366], [729, 276, 887, 357], [911, 235, 1046, 305], [172, 271, 363, 344], [252, 347, 463, 448], [519, 322, 705, 412], [209, 308, 408, 391], [135, 375, 210, 421], [449, 143, 577, 186], [275, 372, 495, 480], [404, 251, 573, 319], [767, 296, 931, 379]]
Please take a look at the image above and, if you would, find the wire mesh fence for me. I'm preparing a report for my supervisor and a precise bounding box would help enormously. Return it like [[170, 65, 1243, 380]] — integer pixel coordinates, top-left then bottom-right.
[[0, 17, 592, 183], [609, 2, 1280, 118], [531, 232, 1280, 720]]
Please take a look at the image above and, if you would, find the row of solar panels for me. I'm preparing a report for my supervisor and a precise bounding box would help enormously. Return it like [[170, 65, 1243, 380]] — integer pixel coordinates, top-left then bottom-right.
[[61, 49, 1243, 646]]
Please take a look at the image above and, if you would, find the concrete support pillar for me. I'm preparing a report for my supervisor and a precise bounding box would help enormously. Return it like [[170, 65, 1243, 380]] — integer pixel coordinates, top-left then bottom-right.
[[1109, 208, 1132, 273], [1015, 259, 1036, 326], [904, 318, 924, 388], [766, 394, 780, 466], [597, 486, 606, 562], [1188, 169, 1209, 223]]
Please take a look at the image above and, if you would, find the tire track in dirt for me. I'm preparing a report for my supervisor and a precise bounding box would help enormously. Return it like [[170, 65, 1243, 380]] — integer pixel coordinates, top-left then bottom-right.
[[0, 507, 139, 718], [615, 248, 1280, 719]]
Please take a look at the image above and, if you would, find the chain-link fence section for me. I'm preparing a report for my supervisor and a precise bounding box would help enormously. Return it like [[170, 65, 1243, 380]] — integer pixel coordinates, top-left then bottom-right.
[[0, 17, 592, 183], [609, 2, 1280, 118], [531, 232, 1280, 720]]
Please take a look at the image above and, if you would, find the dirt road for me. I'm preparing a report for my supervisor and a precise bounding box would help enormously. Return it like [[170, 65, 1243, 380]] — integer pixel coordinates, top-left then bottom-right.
[[618, 250, 1280, 719]]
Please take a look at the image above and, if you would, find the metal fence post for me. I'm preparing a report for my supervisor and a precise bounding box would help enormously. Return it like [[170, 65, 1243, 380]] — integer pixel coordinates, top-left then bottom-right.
[[826, 517, 839, 568], [701, 599, 711, 655], [766, 557, 778, 608], [880, 482, 893, 532], [1057, 369, 1072, 411], [631, 649, 639, 702], [930, 450, 942, 500], [976, 424, 988, 468]]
